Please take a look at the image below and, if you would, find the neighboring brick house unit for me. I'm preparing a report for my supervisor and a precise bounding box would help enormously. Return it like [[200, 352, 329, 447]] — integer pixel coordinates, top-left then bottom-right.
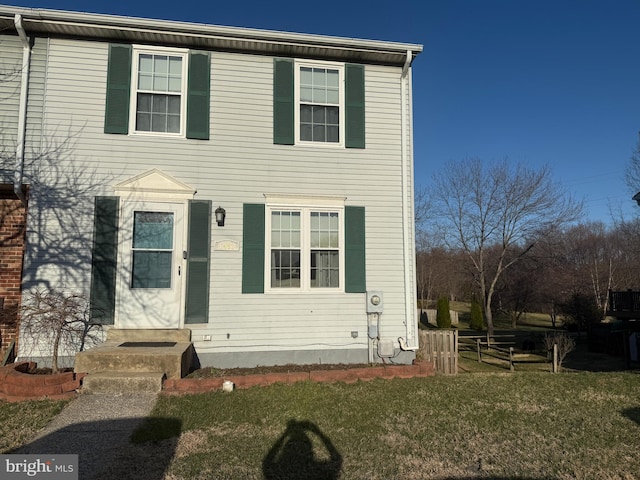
[[0, 186, 28, 357], [0, 6, 422, 368]]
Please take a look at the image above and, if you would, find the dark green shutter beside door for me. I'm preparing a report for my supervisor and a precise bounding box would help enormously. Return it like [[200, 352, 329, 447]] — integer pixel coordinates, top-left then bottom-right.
[[273, 58, 294, 145], [345, 64, 365, 149], [104, 44, 132, 134], [185, 200, 212, 324], [90, 196, 119, 324], [186, 51, 211, 140], [345, 206, 366, 293], [242, 204, 265, 293]]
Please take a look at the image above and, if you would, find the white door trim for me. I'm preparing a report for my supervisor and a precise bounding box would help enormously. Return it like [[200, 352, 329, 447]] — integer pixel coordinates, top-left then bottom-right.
[[114, 200, 188, 329]]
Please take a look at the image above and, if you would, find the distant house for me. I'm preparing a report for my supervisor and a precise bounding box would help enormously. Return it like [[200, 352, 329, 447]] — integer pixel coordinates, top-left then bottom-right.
[[0, 6, 422, 368]]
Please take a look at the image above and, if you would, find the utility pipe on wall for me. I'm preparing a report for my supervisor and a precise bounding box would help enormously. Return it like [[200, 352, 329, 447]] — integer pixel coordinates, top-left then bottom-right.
[[13, 13, 30, 207]]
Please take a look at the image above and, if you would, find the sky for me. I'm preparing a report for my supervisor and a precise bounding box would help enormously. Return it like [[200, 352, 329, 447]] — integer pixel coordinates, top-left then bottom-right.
[[6, 0, 640, 224]]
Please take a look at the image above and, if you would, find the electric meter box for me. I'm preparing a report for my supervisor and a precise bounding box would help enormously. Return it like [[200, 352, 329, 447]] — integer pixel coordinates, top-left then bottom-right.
[[366, 291, 384, 313]]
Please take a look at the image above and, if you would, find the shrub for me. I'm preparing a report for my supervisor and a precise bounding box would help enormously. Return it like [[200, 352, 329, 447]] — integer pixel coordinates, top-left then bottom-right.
[[19, 289, 102, 373], [561, 293, 602, 332], [436, 297, 451, 329], [469, 297, 484, 331], [543, 332, 576, 372]]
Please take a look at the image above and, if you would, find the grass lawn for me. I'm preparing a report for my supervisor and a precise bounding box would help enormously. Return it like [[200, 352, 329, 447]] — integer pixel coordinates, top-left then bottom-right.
[[127, 372, 640, 479], [0, 399, 69, 453]]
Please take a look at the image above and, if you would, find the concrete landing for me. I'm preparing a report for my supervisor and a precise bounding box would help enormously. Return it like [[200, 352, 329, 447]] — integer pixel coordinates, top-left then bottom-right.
[[75, 329, 194, 386]]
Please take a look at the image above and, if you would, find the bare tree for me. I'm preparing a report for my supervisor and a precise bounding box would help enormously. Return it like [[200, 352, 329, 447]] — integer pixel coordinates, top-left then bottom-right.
[[19, 289, 102, 373], [625, 134, 640, 197], [432, 158, 582, 335]]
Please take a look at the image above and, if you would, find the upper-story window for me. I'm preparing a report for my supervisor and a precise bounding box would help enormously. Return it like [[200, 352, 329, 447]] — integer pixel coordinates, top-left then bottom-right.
[[104, 43, 210, 140], [131, 47, 188, 136], [273, 58, 365, 149], [297, 63, 344, 144]]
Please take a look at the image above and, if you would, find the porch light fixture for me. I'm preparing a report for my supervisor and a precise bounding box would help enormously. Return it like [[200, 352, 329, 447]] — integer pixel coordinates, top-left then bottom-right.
[[215, 206, 226, 227]]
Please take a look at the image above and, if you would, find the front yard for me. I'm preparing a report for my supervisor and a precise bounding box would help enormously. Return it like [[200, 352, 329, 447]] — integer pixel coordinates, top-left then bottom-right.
[[132, 372, 639, 479], [2, 369, 639, 479]]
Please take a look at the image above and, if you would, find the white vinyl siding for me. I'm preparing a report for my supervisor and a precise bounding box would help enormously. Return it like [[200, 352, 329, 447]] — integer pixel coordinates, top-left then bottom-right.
[[21, 37, 416, 360], [0, 35, 23, 171], [0, 35, 47, 183]]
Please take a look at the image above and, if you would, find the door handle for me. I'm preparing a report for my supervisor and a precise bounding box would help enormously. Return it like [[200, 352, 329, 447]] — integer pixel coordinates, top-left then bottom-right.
[[178, 265, 181, 276]]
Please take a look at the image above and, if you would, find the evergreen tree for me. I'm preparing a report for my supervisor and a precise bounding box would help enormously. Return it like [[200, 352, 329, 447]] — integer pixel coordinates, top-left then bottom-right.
[[436, 297, 451, 329]]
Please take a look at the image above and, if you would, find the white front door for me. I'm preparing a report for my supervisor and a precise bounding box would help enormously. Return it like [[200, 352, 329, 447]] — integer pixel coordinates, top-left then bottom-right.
[[116, 201, 185, 329]]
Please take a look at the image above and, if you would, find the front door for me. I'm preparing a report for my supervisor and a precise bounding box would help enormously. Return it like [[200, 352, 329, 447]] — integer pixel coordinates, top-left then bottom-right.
[[117, 201, 185, 328]]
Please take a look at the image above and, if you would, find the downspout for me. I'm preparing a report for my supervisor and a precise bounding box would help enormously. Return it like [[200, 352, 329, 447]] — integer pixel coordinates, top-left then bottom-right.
[[399, 50, 418, 351], [13, 14, 30, 207]]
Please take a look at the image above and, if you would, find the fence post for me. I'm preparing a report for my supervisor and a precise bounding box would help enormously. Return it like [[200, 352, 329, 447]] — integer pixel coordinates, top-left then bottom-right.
[[509, 347, 514, 372], [454, 330, 459, 374], [477, 338, 482, 363], [553, 343, 558, 373]]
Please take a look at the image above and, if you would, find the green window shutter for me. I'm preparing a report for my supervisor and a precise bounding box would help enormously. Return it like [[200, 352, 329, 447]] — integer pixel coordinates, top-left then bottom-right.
[[186, 51, 211, 140], [273, 58, 294, 145], [104, 44, 132, 134], [185, 200, 212, 324], [345, 206, 366, 293], [345, 64, 365, 149], [242, 204, 265, 293], [90, 196, 119, 324]]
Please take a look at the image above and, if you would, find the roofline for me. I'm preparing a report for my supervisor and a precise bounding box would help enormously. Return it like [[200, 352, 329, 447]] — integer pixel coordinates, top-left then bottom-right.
[[0, 5, 423, 66]]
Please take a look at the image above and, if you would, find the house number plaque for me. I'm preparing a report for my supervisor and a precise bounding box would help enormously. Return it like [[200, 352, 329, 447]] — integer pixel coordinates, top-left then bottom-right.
[[213, 240, 240, 251]]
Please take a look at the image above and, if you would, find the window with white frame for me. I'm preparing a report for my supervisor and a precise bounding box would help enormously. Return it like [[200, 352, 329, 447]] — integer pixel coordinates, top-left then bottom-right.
[[296, 61, 344, 145], [268, 207, 343, 291], [131, 47, 187, 135]]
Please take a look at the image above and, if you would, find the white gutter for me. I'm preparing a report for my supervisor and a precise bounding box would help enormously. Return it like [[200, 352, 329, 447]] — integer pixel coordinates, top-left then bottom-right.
[[400, 50, 418, 351], [13, 13, 30, 206], [0, 6, 422, 66]]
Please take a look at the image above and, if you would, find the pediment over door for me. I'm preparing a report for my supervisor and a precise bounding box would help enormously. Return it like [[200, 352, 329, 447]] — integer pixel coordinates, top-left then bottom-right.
[[114, 169, 196, 200]]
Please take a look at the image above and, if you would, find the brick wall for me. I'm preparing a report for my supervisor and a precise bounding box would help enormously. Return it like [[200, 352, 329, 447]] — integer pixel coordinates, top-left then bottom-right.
[[0, 187, 28, 359]]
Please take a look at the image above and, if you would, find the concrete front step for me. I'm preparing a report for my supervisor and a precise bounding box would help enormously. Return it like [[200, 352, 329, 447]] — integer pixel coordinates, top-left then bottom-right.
[[75, 342, 193, 379], [74, 329, 194, 380], [82, 372, 165, 394]]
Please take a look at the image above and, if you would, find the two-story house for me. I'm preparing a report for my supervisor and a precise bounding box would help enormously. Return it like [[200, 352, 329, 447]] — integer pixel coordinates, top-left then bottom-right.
[[0, 6, 422, 369]]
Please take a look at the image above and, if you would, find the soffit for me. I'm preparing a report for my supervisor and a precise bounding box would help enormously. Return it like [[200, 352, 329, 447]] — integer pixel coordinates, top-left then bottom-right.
[[0, 6, 422, 66]]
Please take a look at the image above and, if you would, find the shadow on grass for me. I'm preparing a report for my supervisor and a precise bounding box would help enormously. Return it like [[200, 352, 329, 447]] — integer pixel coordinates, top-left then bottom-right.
[[562, 339, 633, 373], [623, 407, 640, 426], [263, 419, 342, 480], [12, 417, 181, 480]]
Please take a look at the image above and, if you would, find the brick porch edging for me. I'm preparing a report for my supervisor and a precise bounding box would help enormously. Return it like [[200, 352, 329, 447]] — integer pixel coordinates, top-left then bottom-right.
[[0, 362, 86, 403], [162, 361, 435, 395]]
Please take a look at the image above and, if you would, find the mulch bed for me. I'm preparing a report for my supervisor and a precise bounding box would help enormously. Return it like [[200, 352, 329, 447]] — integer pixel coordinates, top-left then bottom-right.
[[187, 363, 374, 378]]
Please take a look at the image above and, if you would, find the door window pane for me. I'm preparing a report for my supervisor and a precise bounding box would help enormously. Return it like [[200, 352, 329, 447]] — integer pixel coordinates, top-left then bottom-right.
[[131, 211, 174, 289], [132, 251, 172, 288], [133, 212, 174, 249]]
